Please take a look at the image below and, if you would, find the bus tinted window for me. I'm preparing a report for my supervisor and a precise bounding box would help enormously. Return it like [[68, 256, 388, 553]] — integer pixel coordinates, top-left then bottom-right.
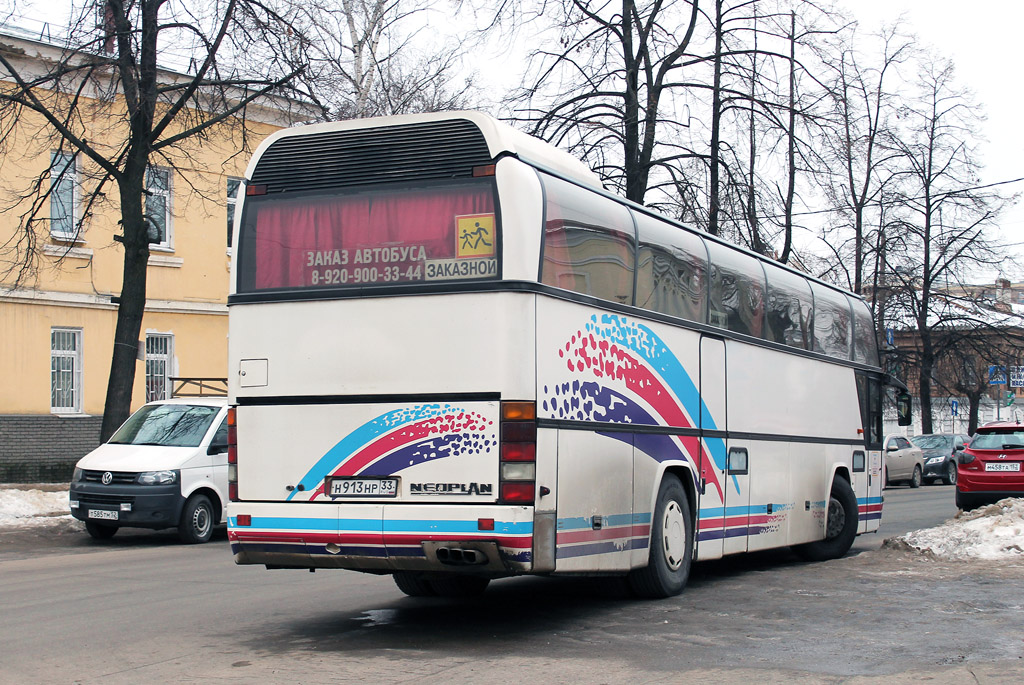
[[811, 283, 853, 360], [540, 174, 635, 305], [763, 262, 813, 350], [635, 213, 708, 323], [236, 180, 497, 292], [849, 296, 880, 366], [707, 241, 764, 337]]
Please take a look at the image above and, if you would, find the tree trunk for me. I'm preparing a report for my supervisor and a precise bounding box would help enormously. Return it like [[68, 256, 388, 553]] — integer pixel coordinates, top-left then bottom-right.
[[100, 177, 150, 441]]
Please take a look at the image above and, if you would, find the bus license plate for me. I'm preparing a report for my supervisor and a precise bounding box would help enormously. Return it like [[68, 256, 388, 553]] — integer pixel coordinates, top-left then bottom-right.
[[327, 477, 398, 498], [88, 509, 119, 520], [985, 462, 1021, 472]]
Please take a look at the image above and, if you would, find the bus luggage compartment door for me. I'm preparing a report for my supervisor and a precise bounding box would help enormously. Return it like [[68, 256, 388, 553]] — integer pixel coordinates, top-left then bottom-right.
[[234, 401, 500, 503]]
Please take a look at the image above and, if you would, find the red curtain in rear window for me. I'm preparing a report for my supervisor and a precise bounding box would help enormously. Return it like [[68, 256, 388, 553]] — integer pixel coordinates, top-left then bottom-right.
[[248, 184, 494, 290]]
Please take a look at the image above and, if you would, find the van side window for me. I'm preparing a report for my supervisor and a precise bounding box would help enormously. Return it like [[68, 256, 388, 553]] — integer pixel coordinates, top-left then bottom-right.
[[540, 173, 636, 305], [210, 417, 229, 451]]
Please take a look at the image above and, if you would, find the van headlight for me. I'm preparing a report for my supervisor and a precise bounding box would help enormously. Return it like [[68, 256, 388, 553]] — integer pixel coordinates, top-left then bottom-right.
[[137, 470, 178, 485], [73, 468, 84, 482]]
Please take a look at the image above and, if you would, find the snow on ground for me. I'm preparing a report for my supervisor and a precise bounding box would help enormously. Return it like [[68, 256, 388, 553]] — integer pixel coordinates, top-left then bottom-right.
[[1, 485, 1022, 560], [893, 498, 1024, 560], [0, 485, 75, 528]]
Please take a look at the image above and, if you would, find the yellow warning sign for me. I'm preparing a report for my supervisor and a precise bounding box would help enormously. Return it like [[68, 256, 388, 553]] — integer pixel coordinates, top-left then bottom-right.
[[456, 214, 496, 258]]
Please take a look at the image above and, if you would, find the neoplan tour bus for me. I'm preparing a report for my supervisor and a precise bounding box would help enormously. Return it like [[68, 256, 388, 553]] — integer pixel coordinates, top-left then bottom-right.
[[226, 111, 907, 598]]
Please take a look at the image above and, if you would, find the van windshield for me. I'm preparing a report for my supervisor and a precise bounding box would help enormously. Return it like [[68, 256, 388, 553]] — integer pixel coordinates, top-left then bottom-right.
[[109, 405, 220, 447]]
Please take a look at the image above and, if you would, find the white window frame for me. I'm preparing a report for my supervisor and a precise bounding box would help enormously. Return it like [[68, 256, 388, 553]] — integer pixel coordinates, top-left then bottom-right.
[[145, 166, 173, 250], [49, 151, 78, 241], [51, 327, 83, 414], [227, 176, 243, 250], [145, 332, 175, 401]]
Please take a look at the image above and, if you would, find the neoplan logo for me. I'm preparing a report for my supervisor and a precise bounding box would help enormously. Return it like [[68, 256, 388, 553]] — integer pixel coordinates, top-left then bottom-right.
[[409, 482, 493, 496]]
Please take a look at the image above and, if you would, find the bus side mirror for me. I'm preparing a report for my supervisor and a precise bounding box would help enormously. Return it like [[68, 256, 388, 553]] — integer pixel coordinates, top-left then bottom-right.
[[896, 392, 913, 427]]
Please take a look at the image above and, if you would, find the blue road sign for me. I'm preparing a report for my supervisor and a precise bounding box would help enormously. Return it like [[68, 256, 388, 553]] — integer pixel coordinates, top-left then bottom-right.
[[989, 365, 1008, 385], [951, 399, 959, 416]]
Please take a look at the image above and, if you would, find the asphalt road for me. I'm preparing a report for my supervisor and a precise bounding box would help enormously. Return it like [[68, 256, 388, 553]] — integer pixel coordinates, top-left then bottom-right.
[[1, 483, 1022, 684]]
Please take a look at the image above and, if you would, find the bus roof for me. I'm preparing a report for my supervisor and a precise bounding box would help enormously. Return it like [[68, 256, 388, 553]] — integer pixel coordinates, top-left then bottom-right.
[[247, 111, 604, 191]]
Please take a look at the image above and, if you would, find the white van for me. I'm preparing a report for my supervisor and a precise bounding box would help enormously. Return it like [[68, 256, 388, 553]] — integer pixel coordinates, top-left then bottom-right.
[[69, 395, 229, 543]]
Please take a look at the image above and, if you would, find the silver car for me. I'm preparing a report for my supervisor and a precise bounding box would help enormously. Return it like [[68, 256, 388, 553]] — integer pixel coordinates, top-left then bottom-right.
[[883, 434, 924, 488]]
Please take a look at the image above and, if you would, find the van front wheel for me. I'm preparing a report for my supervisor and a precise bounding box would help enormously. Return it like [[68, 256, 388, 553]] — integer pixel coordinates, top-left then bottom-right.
[[179, 494, 214, 544], [85, 521, 118, 540]]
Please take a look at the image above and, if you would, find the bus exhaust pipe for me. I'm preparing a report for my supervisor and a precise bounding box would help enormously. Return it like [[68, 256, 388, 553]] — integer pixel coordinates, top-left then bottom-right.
[[423, 541, 503, 569]]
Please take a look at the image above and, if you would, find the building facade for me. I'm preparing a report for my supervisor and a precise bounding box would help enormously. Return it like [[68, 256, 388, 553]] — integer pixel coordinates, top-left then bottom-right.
[[0, 26, 294, 481]]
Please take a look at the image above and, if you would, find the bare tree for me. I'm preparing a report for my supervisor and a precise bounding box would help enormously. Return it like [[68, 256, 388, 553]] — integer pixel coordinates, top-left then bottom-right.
[[0, 0, 313, 440], [882, 58, 1007, 433], [500, 0, 700, 205], [816, 23, 911, 295], [294, 0, 475, 119]]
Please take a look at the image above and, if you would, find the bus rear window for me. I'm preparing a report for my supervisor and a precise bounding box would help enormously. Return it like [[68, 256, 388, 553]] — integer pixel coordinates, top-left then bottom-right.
[[236, 180, 497, 292]]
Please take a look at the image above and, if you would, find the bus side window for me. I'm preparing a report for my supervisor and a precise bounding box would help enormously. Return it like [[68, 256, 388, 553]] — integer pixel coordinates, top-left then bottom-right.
[[707, 240, 765, 338], [811, 283, 853, 360], [763, 262, 813, 350], [634, 212, 708, 324], [849, 296, 880, 367], [540, 174, 636, 305]]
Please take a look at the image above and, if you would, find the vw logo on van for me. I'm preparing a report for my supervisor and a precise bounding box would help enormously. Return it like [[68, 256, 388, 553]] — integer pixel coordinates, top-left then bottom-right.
[[101, 471, 113, 485]]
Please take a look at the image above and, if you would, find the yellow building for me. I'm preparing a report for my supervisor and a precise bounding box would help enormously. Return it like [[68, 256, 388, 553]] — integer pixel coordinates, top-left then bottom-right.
[[0, 25, 299, 481]]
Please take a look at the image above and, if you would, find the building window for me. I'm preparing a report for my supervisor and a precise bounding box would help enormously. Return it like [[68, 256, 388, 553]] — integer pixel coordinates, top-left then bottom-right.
[[145, 166, 172, 248], [49, 151, 77, 240], [51, 328, 83, 413], [227, 177, 242, 248], [145, 333, 174, 401]]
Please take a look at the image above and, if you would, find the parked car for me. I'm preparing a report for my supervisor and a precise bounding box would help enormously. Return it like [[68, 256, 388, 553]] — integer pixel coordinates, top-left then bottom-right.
[[69, 397, 229, 543], [956, 421, 1024, 510], [913, 433, 971, 485], [883, 434, 924, 488]]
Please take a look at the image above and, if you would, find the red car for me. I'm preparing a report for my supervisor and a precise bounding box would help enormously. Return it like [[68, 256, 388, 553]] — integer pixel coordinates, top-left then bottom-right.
[[956, 422, 1024, 510]]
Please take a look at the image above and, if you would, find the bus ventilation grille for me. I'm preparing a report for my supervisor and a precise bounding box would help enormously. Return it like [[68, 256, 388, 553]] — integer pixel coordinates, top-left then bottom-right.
[[250, 119, 493, 194]]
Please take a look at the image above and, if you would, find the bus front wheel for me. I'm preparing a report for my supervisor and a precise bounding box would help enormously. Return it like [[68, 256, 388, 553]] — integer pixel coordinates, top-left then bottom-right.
[[628, 474, 693, 598], [792, 476, 858, 562]]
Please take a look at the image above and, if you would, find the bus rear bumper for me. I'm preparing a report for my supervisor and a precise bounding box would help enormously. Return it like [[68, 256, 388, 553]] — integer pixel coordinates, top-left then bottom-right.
[[227, 502, 534, 574]]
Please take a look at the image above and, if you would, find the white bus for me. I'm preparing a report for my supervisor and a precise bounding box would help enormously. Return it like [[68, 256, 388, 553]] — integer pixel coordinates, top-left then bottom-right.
[[226, 111, 900, 598]]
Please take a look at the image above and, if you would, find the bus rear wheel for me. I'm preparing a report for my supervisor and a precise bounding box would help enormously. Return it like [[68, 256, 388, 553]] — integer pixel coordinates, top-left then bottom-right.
[[628, 474, 692, 599], [792, 476, 858, 562], [393, 572, 436, 597], [429, 575, 490, 597]]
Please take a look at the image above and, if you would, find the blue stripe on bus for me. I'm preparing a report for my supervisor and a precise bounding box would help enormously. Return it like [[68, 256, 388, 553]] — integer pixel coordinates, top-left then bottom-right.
[[858, 497, 883, 505], [229, 516, 532, 535], [699, 505, 771, 518], [556, 513, 645, 530]]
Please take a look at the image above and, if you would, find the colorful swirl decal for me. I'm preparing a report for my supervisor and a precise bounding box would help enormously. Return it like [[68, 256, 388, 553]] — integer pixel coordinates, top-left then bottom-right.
[[288, 404, 495, 501], [543, 314, 729, 498]]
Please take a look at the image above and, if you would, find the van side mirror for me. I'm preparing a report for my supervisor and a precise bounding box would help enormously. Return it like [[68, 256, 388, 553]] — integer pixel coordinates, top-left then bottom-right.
[[896, 391, 913, 427], [208, 440, 228, 455]]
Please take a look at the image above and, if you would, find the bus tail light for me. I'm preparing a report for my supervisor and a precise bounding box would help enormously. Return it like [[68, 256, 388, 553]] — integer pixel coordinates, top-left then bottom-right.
[[227, 407, 239, 501], [499, 401, 536, 505]]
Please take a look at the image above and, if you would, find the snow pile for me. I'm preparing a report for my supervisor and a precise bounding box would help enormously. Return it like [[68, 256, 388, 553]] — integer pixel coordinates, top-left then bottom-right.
[[895, 498, 1024, 560], [0, 487, 73, 527]]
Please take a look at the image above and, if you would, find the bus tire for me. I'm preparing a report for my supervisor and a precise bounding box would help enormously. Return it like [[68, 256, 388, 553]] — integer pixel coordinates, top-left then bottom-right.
[[792, 476, 858, 562], [428, 575, 490, 598], [628, 474, 692, 599], [393, 572, 437, 597]]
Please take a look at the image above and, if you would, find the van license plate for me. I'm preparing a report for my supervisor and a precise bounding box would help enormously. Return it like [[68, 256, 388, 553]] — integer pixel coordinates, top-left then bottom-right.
[[88, 509, 119, 520], [327, 477, 398, 498], [985, 462, 1021, 472]]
